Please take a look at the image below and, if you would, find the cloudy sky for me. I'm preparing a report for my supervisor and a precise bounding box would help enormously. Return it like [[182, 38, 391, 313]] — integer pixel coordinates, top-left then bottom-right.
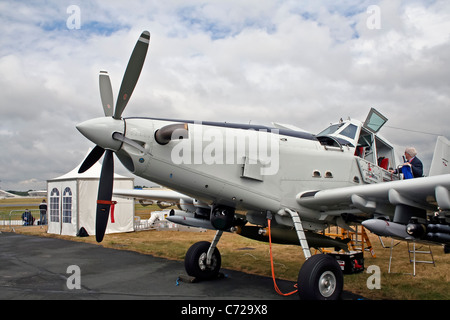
[[0, 0, 449, 191]]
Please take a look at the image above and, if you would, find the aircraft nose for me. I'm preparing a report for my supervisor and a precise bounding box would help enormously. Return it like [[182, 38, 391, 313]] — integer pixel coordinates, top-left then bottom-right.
[[76, 117, 124, 151]]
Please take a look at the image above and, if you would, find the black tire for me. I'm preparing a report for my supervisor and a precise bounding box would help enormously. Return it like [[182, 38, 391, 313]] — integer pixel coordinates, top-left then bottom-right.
[[185, 241, 221, 280], [297, 254, 343, 300]]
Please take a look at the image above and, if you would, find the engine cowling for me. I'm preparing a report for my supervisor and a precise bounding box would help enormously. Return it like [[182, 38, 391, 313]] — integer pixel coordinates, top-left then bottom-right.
[[154, 123, 188, 145]]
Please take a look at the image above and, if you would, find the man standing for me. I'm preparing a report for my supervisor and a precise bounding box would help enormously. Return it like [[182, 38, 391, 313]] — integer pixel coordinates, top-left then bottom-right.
[[39, 199, 48, 225], [390, 147, 423, 179], [403, 147, 423, 178]]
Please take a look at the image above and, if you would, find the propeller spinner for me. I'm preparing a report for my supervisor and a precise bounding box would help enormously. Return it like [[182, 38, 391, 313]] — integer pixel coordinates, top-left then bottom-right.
[[76, 31, 150, 242]]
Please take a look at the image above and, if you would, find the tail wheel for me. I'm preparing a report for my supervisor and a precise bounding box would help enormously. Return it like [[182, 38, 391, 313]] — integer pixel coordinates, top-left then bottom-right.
[[297, 254, 343, 300], [185, 241, 221, 280]]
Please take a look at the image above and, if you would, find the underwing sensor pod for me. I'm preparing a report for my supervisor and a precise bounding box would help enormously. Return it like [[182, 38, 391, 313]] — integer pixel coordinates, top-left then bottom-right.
[[210, 205, 235, 230]]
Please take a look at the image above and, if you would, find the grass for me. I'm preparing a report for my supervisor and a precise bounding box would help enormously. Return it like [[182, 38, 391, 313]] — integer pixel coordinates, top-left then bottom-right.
[[0, 197, 43, 212], [0, 197, 44, 225], [2, 198, 449, 300]]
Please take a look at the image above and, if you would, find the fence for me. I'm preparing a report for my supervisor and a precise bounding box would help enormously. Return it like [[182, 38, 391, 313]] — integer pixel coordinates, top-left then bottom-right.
[[0, 209, 44, 229]]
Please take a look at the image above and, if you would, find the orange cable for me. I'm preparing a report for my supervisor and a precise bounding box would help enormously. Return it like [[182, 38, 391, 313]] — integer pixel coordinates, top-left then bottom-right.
[[268, 219, 298, 296]]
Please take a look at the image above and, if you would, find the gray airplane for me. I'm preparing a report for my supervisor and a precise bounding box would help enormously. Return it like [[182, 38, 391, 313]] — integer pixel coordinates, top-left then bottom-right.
[[76, 31, 450, 300]]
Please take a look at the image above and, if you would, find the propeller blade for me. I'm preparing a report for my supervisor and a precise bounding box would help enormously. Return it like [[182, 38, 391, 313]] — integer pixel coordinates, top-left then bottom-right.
[[114, 31, 150, 120], [95, 150, 114, 242], [78, 146, 105, 173], [99, 71, 114, 117]]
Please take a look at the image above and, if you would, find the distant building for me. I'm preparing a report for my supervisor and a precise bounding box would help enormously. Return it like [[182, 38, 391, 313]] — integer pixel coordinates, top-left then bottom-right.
[[0, 190, 20, 199], [28, 190, 47, 197]]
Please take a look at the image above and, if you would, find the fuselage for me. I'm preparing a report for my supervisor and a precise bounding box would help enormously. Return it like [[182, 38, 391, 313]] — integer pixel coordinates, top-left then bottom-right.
[[76, 115, 399, 230]]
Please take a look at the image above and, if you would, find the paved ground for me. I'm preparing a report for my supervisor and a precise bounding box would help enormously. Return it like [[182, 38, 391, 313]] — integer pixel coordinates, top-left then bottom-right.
[[0, 232, 364, 301]]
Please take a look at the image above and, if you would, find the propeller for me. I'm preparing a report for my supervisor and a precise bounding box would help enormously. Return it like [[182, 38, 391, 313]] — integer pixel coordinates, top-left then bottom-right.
[[114, 31, 150, 120], [95, 150, 114, 242], [78, 145, 105, 174], [99, 71, 114, 117], [78, 31, 150, 242]]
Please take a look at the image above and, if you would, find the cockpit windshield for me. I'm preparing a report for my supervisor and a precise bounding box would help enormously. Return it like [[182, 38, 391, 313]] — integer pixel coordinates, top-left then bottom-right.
[[317, 124, 342, 136], [340, 124, 357, 139], [317, 123, 358, 140]]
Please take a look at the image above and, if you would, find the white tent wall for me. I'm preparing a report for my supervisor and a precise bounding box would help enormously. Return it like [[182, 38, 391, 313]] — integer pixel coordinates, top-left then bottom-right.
[[47, 154, 135, 237], [108, 179, 135, 235], [47, 179, 78, 236], [77, 179, 97, 236], [78, 178, 134, 236]]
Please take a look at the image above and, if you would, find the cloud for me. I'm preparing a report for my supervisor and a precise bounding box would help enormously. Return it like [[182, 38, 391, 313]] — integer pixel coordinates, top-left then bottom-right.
[[0, 0, 449, 190]]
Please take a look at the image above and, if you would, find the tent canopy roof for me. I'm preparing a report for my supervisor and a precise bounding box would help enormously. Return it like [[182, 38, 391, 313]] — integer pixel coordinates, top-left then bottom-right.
[[49, 151, 133, 182]]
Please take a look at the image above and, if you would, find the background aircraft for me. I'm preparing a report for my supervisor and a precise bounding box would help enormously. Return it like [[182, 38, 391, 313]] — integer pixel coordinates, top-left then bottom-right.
[[76, 31, 450, 300]]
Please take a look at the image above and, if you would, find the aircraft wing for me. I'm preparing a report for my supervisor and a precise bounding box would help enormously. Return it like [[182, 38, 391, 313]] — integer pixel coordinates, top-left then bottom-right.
[[113, 188, 192, 203], [297, 174, 450, 217]]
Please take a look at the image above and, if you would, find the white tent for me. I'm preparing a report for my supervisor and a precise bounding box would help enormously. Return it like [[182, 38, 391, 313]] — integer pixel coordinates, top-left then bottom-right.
[[47, 155, 134, 236]]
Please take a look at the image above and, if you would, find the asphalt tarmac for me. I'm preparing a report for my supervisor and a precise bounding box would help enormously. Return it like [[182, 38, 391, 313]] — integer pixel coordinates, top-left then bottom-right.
[[0, 232, 364, 301]]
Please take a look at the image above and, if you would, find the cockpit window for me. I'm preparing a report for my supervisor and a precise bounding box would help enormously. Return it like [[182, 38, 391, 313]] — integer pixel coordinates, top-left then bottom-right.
[[317, 124, 342, 136], [318, 123, 357, 140], [340, 124, 357, 139], [363, 108, 388, 133]]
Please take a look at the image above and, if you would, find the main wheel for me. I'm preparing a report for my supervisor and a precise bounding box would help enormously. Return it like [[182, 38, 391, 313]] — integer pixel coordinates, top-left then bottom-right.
[[297, 254, 343, 300], [185, 241, 221, 280]]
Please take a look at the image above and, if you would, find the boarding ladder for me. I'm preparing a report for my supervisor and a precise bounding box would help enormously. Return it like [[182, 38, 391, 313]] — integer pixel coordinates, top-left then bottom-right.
[[385, 238, 435, 276], [407, 242, 435, 276]]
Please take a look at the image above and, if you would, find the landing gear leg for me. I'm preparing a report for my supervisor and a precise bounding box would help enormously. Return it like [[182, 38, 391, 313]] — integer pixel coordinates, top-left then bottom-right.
[[184, 230, 223, 280], [282, 208, 344, 300], [207, 230, 223, 266]]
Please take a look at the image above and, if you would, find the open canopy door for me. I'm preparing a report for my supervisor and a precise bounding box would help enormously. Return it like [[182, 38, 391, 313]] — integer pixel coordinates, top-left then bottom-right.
[[363, 108, 388, 133]]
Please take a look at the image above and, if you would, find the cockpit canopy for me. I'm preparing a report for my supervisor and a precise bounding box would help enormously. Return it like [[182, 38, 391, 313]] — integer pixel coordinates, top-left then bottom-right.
[[317, 108, 396, 170], [364, 108, 388, 133]]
